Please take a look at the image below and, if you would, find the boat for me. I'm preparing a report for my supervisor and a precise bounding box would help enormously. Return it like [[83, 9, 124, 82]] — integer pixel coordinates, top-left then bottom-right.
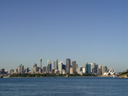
[[113, 74, 117, 78]]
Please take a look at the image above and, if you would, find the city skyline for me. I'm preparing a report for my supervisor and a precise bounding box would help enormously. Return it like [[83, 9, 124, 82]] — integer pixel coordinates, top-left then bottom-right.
[[1, 58, 115, 72], [0, 0, 127, 72], [2, 57, 115, 77]]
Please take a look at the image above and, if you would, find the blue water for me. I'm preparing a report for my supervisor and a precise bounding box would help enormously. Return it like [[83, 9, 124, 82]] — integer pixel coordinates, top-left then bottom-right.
[[0, 77, 128, 96]]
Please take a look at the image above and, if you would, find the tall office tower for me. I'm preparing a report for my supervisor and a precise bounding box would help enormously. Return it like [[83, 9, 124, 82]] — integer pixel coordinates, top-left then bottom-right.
[[102, 66, 107, 74], [40, 58, 42, 69], [97, 68, 102, 76], [95, 64, 98, 73], [18, 64, 24, 74], [66, 58, 71, 74], [47, 60, 52, 72], [34, 67, 38, 73], [82, 67, 86, 73], [55, 59, 58, 69], [70, 67, 73, 74], [25, 67, 29, 73], [47, 64, 52, 72], [90, 63, 96, 73], [33, 63, 37, 68], [58, 61, 63, 72], [85, 63, 91, 74], [15, 69, 18, 73], [8, 69, 14, 75], [72, 61, 76, 73], [47, 60, 51, 65], [62, 64, 66, 70], [99, 65, 102, 74], [42, 66, 46, 73], [53, 61, 55, 69]]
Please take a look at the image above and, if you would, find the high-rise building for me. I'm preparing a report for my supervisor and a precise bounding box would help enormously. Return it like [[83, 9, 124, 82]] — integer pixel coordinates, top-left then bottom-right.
[[70, 67, 73, 74], [47, 60, 51, 65], [58, 61, 63, 72], [25, 67, 29, 73], [47, 60, 52, 72], [53, 61, 55, 69], [90, 63, 96, 74], [8, 69, 14, 75], [33, 63, 37, 68], [62, 64, 66, 70], [95, 64, 98, 73], [55, 59, 58, 69], [42, 66, 46, 73], [72, 61, 76, 73], [18, 64, 24, 74], [66, 58, 71, 74], [85, 63, 91, 74], [97, 68, 102, 76], [82, 67, 86, 73], [102, 66, 107, 74], [99, 65, 102, 74]]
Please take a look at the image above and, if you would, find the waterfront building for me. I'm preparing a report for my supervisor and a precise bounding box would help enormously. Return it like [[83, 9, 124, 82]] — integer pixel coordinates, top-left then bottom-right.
[[79, 66, 83, 72], [72, 61, 76, 73], [99, 65, 102, 74], [97, 68, 102, 76], [47, 60, 52, 72], [90, 63, 96, 73], [34, 67, 38, 73], [8, 69, 14, 75], [18, 64, 24, 74], [82, 67, 86, 74], [14, 69, 18, 73], [51, 69, 55, 74], [85, 63, 91, 74], [42, 66, 46, 73], [102, 66, 107, 74], [58, 61, 63, 72], [53, 61, 55, 69], [70, 67, 73, 74], [95, 64, 98, 73], [66, 58, 71, 74], [62, 64, 66, 70], [25, 67, 29, 73]]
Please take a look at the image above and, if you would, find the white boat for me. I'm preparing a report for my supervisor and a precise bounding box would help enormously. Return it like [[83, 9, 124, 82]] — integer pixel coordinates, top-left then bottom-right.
[[113, 74, 117, 78]]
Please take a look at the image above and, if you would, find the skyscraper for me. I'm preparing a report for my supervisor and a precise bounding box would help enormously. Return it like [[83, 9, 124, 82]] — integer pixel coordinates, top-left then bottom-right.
[[72, 61, 76, 73], [33, 63, 37, 68], [90, 63, 96, 73], [47, 60, 52, 72], [58, 61, 63, 72], [102, 66, 107, 74], [85, 63, 91, 74], [55, 59, 58, 69], [66, 58, 71, 74]]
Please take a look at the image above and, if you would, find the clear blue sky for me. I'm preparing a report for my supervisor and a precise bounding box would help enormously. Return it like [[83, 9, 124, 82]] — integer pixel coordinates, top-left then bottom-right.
[[0, 0, 127, 72]]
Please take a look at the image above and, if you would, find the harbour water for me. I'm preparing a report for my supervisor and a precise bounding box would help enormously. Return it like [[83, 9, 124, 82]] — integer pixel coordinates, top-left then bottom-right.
[[0, 77, 128, 96]]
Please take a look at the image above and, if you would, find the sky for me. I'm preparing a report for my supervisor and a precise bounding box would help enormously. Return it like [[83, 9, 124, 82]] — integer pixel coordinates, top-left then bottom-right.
[[0, 0, 128, 72]]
